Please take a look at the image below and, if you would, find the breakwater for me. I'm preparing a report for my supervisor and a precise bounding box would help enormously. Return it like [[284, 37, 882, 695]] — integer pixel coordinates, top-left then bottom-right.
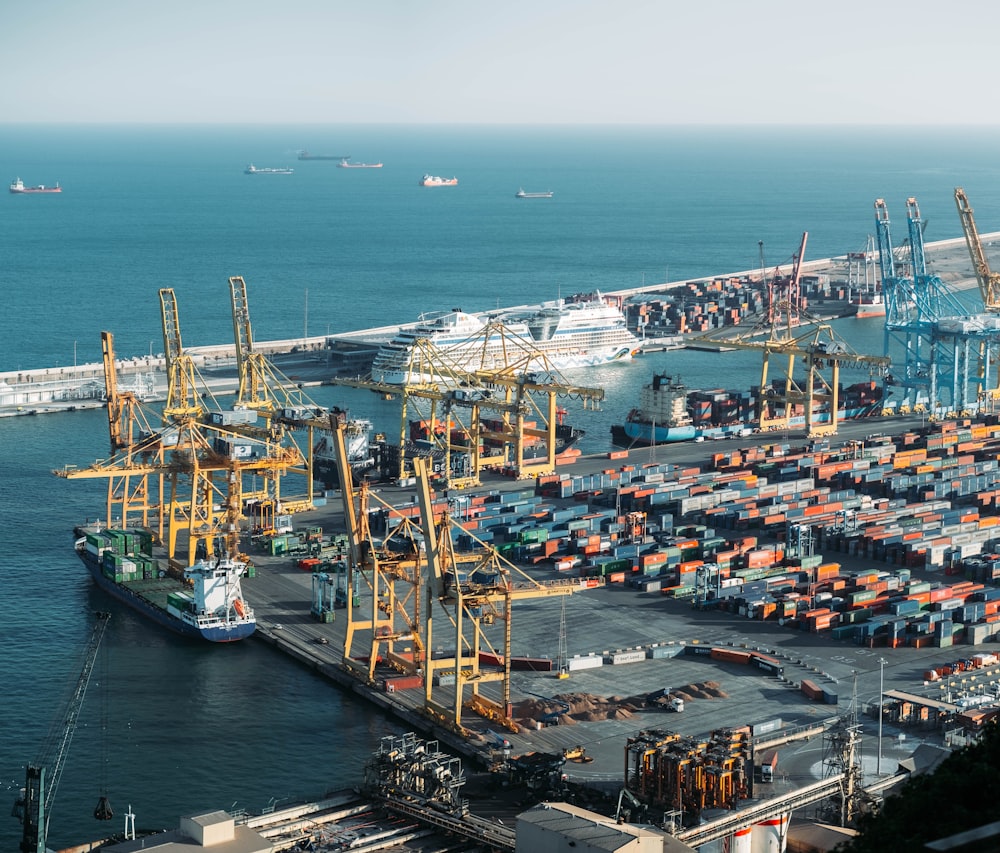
[[2, 234, 988, 418]]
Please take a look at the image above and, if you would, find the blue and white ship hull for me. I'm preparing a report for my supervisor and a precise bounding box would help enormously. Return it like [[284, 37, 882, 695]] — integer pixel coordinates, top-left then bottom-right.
[[77, 538, 256, 643]]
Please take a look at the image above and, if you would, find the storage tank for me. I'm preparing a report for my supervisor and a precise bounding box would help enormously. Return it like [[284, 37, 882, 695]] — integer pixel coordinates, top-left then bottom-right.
[[751, 814, 788, 852], [731, 825, 753, 853]]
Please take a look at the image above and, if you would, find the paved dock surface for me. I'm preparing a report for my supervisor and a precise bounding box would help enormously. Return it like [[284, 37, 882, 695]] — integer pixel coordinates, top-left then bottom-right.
[[238, 422, 997, 789]]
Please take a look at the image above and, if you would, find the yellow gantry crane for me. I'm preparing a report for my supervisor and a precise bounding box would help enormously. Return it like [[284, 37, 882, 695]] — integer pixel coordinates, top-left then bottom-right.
[[160, 288, 205, 422], [56, 290, 302, 565], [101, 331, 157, 455], [329, 423, 586, 733], [700, 234, 890, 437], [334, 319, 604, 487], [413, 455, 584, 734], [716, 323, 890, 437], [330, 423, 486, 683], [955, 187, 1000, 313], [229, 274, 354, 512]]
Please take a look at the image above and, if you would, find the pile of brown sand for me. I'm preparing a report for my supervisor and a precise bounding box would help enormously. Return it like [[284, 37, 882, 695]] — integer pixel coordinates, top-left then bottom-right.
[[512, 683, 727, 727]]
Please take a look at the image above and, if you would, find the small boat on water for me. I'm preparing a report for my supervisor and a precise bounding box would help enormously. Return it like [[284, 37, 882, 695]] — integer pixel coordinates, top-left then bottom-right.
[[245, 164, 294, 175], [10, 177, 61, 194], [516, 188, 553, 199], [421, 174, 458, 187], [76, 527, 256, 642], [338, 159, 383, 169]]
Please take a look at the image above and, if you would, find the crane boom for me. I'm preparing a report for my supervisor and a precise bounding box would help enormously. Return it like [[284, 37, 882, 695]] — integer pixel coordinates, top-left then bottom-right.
[[874, 199, 895, 282], [101, 331, 123, 454], [955, 187, 1000, 313], [19, 612, 111, 853], [159, 288, 203, 421], [905, 197, 928, 279]]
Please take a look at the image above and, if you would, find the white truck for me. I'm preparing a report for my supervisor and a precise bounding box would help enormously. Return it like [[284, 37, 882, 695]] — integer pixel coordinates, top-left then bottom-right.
[[649, 688, 684, 712]]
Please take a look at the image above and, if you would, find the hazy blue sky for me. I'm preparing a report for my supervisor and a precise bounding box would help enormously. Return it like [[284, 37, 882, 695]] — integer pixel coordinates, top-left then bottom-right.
[[2, 0, 991, 124]]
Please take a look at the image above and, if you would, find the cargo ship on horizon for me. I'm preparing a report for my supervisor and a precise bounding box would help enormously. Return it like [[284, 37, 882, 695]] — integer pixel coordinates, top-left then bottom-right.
[[516, 188, 553, 198], [420, 174, 458, 187], [245, 164, 294, 175], [76, 527, 256, 642], [9, 177, 61, 194]]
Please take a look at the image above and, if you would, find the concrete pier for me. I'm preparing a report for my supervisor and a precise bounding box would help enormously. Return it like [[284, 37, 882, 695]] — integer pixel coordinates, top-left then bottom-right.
[[5, 233, 995, 418]]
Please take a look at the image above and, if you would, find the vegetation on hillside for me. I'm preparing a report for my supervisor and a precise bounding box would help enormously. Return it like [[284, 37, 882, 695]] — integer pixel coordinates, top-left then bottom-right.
[[837, 721, 1000, 851]]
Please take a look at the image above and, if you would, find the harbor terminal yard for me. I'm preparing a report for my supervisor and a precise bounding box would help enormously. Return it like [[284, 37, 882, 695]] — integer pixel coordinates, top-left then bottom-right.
[[26, 232, 1000, 852]]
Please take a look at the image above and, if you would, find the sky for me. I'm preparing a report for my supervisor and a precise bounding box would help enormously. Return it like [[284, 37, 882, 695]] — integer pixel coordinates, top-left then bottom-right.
[[1, 0, 993, 125]]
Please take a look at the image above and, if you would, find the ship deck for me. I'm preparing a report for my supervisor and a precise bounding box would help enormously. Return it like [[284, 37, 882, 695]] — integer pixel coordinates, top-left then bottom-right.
[[121, 576, 185, 609]]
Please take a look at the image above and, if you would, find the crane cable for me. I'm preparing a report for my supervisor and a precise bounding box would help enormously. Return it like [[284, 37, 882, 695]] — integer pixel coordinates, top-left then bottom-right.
[[93, 627, 113, 822]]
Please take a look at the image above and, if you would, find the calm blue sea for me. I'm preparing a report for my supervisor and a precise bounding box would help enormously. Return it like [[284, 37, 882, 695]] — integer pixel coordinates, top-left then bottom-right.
[[2, 123, 999, 850]]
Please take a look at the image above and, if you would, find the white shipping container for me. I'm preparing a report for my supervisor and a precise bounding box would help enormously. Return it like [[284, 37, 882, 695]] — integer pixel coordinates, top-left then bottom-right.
[[567, 654, 604, 671], [960, 542, 984, 559]]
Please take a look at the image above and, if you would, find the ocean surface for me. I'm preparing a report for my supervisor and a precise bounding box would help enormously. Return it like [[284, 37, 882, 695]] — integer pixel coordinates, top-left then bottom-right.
[[2, 123, 999, 850]]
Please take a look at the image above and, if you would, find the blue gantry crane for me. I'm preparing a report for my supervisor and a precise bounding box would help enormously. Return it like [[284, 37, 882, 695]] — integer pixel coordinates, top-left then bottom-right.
[[876, 197, 974, 414]]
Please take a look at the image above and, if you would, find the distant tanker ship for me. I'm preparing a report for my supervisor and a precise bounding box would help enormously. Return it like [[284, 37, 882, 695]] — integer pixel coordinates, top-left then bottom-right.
[[10, 177, 61, 194]]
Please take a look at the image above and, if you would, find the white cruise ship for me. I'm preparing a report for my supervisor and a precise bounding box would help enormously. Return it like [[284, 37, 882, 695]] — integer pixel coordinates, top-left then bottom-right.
[[371, 293, 640, 385]]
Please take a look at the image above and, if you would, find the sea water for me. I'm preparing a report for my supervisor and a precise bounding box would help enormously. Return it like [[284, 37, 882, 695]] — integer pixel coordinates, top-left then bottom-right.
[[2, 123, 999, 850]]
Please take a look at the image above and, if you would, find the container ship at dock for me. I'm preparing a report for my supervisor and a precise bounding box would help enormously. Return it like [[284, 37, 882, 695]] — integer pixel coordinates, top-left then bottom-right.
[[847, 290, 886, 319], [76, 527, 256, 642], [611, 374, 885, 447]]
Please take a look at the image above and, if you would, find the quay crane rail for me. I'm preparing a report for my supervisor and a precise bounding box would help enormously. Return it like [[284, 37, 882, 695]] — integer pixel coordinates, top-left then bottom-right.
[[17, 613, 111, 853]]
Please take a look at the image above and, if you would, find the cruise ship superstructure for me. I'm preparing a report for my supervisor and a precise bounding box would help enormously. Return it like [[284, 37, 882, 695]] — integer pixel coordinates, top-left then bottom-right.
[[371, 293, 640, 385]]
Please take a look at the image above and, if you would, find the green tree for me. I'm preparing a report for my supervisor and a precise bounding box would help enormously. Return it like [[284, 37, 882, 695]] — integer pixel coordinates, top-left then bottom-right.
[[838, 721, 1000, 852]]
